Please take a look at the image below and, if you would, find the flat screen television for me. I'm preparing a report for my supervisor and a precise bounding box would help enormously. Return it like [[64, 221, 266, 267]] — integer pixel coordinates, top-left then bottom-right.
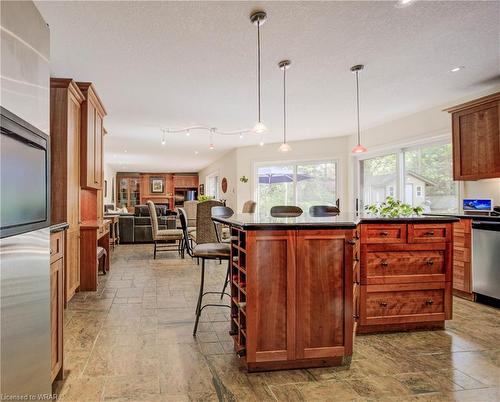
[[0, 107, 50, 238], [462, 198, 493, 212]]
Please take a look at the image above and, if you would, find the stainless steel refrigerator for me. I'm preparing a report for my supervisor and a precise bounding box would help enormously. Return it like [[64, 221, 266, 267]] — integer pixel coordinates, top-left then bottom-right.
[[0, 107, 52, 396]]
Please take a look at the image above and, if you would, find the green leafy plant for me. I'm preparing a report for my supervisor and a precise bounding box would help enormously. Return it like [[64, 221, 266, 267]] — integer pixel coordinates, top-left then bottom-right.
[[198, 195, 214, 202], [239, 175, 249, 183], [364, 196, 424, 218]]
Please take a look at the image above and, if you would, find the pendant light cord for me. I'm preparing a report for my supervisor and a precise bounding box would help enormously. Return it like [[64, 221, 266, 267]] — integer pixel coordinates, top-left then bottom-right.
[[257, 21, 262, 123], [283, 66, 287, 144], [355, 70, 361, 144]]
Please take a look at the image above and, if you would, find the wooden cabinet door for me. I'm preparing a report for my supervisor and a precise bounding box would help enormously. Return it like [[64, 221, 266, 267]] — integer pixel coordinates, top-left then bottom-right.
[[94, 110, 103, 188], [50, 256, 63, 382], [452, 100, 500, 180], [66, 228, 80, 301], [246, 230, 296, 363], [295, 230, 353, 359], [452, 219, 472, 295], [81, 100, 96, 188]]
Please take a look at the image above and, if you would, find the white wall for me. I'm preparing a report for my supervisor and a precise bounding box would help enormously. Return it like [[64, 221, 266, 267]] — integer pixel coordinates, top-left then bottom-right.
[[198, 149, 237, 210]]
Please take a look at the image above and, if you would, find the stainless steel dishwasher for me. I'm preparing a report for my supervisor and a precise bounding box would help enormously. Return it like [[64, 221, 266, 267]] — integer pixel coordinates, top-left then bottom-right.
[[472, 221, 500, 300]]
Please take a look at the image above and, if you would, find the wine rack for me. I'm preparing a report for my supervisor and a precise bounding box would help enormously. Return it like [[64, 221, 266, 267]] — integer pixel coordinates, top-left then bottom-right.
[[230, 226, 247, 356]]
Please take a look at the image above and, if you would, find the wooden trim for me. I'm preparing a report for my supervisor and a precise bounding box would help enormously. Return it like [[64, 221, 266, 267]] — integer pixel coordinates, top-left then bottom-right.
[[444, 92, 500, 113], [76, 82, 107, 116], [303, 346, 346, 359]]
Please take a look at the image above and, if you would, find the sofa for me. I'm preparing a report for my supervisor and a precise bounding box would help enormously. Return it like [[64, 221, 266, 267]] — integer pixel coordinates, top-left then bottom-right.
[[117, 204, 177, 243]]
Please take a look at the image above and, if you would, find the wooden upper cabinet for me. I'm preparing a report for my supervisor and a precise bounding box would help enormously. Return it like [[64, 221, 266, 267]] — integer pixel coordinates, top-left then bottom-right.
[[445, 92, 500, 180], [77, 82, 107, 189], [173, 174, 198, 188]]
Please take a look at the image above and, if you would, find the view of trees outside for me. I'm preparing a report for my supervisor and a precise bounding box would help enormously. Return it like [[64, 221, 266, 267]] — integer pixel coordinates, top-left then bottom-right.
[[360, 143, 458, 213], [404, 143, 457, 212], [257, 162, 337, 214]]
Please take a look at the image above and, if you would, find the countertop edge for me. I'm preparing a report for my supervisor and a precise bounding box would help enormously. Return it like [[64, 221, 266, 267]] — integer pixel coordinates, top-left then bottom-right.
[[50, 222, 69, 233]]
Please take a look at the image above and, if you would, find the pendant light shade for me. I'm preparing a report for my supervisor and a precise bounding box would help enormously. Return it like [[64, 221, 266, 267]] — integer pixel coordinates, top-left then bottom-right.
[[351, 64, 367, 154], [278, 60, 291, 152], [251, 11, 267, 136]]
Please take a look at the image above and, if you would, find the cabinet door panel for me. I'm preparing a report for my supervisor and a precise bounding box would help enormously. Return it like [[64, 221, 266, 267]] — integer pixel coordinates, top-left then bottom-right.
[[296, 230, 348, 359], [246, 231, 295, 363], [68, 93, 81, 226], [50, 256, 63, 381], [66, 228, 80, 301], [94, 111, 103, 187]]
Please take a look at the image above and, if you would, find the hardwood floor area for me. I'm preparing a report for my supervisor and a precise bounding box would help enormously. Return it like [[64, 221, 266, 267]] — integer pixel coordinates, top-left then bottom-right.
[[54, 244, 500, 401]]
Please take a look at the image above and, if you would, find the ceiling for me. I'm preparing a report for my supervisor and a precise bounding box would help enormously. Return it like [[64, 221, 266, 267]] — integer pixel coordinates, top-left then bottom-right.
[[35, 1, 499, 173]]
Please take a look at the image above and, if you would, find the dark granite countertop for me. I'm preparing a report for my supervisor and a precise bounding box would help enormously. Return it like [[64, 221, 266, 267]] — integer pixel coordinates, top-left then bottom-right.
[[50, 222, 69, 233], [212, 212, 459, 230], [424, 212, 500, 222]]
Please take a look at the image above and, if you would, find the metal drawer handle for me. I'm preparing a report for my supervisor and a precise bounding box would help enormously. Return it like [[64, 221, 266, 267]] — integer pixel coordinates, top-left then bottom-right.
[[380, 260, 389, 267], [380, 231, 389, 236], [426, 259, 434, 266], [426, 299, 434, 305], [379, 302, 388, 307], [424, 231, 435, 236]]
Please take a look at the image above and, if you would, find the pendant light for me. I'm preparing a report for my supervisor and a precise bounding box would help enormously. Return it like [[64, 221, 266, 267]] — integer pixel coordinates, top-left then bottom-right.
[[250, 11, 267, 134], [351, 64, 367, 154], [278, 60, 291, 152]]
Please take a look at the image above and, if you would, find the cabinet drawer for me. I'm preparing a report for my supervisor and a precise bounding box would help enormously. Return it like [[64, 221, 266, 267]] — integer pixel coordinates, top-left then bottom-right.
[[362, 224, 406, 244], [361, 285, 446, 325], [408, 224, 450, 243], [365, 251, 445, 284], [50, 231, 64, 263]]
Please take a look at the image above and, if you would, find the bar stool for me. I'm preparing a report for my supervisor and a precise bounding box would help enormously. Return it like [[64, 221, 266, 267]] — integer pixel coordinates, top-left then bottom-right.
[[179, 201, 231, 336], [97, 246, 107, 275], [270, 205, 303, 217]]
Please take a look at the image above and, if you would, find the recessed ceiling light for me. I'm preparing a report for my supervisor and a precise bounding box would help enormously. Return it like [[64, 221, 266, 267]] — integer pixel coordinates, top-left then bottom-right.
[[450, 66, 465, 73], [396, 0, 416, 7], [124, 150, 128, 153], [194, 151, 199, 155]]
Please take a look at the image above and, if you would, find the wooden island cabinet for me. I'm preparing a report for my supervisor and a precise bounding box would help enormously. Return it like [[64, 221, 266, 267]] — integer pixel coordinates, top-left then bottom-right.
[[214, 213, 458, 371]]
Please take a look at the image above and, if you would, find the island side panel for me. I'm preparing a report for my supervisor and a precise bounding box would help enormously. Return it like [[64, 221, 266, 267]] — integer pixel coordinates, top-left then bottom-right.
[[295, 229, 354, 360], [246, 230, 296, 364]]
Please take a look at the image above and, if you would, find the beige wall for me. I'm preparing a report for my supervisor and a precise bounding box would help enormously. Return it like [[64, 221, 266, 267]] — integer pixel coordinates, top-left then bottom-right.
[[201, 88, 500, 211], [198, 149, 238, 210]]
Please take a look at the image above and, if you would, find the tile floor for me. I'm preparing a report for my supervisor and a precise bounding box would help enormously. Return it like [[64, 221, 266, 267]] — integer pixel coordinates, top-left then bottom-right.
[[54, 244, 500, 401]]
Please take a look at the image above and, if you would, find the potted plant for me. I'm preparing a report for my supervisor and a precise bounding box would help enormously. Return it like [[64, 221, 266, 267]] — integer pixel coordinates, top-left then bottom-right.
[[365, 196, 424, 218]]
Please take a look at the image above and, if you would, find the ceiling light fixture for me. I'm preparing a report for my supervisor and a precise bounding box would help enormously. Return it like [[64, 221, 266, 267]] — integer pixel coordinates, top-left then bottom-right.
[[209, 128, 215, 150], [351, 64, 368, 154], [194, 150, 199, 155], [450, 66, 465, 73], [259, 134, 264, 147], [278, 60, 292, 152], [186, 129, 190, 136], [251, 11, 267, 135], [396, 0, 416, 7]]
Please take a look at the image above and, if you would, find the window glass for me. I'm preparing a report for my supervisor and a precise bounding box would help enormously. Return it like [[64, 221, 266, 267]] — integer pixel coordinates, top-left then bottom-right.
[[206, 175, 219, 199], [360, 154, 397, 207], [404, 143, 457, 213], [256, 161, 337, 214]]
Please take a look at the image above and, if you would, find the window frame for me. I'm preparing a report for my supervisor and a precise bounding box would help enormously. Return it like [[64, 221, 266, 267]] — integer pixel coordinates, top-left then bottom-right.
[[353, 135, 461, 213], [253, 157, 340, 215], [205, 171, 220, 199]]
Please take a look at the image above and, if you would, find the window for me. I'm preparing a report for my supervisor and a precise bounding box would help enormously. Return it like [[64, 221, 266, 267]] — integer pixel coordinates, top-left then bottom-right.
[[256, 160, 337, 214], [360, 153, 397, 205], [206, 173, 219, 199], [359, 142, 458, 213]]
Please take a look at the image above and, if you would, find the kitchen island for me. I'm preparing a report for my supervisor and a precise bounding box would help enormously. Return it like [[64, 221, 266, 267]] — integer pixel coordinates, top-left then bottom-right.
[[213, 212, 458, 371]]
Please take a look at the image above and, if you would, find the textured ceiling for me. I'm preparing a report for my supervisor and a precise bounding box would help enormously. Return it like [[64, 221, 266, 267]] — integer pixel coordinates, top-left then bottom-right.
[[35, 1, 499, 172]]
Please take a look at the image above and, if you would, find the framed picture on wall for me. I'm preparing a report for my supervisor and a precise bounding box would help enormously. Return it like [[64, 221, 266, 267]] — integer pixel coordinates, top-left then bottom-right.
[[199, 184, 204, 195], [104, 180, 108, 198], [150, 177, 164, 193], [111, 177, 115, 202]]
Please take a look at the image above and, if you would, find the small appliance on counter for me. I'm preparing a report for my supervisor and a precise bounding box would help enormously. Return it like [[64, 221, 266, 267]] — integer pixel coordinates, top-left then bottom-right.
[[463, 198, 493, 215]]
